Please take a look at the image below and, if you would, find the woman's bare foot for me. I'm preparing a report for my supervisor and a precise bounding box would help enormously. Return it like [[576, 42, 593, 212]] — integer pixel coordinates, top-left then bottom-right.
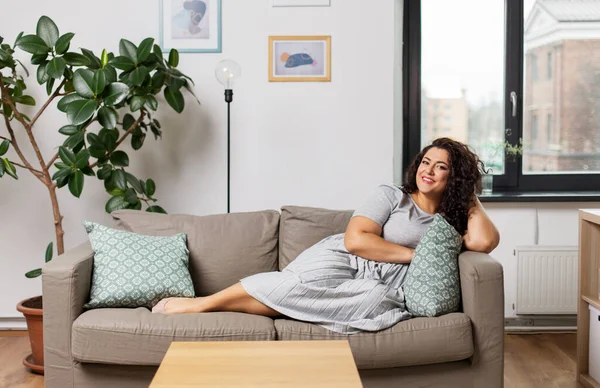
[[152, 297, 205, 314]]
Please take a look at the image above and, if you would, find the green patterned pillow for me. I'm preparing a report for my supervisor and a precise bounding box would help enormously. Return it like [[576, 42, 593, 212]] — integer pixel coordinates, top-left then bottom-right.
[[403, 214, 463, 317], [83, 221, 195, 309]]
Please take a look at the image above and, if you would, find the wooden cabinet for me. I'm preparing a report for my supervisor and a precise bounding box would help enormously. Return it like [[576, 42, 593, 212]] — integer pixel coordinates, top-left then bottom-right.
[[577, 209, 600, 388]]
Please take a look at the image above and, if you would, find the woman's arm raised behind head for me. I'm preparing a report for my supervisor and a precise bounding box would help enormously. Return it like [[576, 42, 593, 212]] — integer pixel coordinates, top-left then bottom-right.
[[462, 196, 500, 254]]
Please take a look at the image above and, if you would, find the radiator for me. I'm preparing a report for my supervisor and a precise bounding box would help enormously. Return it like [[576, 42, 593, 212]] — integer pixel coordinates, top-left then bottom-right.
[[516, 246, 578, 315]]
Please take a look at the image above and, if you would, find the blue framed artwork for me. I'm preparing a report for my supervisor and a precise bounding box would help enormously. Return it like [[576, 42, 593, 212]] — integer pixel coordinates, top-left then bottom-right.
[[159, 0, 222, 53]]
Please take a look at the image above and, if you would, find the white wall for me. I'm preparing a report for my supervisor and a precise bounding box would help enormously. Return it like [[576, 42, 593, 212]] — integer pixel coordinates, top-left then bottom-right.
[[0, 0, 597, 323], [0, 0, 396, 318]]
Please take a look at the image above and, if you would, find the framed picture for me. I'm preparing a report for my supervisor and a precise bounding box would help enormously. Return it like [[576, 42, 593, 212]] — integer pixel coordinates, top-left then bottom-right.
[[159, 0, 222, 53], [268, 36, 331, 82], [272, 0, 330, 6]]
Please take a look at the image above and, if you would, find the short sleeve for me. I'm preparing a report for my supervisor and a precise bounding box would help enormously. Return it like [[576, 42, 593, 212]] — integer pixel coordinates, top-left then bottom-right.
[[352, 185, 401, 227]]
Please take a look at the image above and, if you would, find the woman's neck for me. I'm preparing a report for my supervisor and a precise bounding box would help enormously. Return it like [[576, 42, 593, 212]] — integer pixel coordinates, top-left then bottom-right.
[[411, 191, 440, 215]]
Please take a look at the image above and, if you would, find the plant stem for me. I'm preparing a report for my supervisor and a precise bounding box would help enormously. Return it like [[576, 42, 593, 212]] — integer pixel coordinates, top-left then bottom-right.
[[9, 160, 43, 176], [29, 79, 68, 128], [47, 183, 65, 255]]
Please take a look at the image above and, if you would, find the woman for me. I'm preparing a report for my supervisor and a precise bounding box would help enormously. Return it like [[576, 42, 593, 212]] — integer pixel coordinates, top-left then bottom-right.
[[152, 138, 500, 334]]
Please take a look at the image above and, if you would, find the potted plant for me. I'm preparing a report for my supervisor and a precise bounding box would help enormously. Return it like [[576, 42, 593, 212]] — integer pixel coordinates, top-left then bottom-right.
[[1, 16, 197, 373], [480, 138, 525, 195]]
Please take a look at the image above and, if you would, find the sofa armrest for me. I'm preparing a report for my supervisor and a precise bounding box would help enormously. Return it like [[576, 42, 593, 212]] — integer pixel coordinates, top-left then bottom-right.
[[42, 241, 94, 388], [459, 251, 504, 388]]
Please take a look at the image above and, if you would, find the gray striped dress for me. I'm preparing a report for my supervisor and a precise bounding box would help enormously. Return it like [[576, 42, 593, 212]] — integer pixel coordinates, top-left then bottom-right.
[[240, 185, 435, 334]]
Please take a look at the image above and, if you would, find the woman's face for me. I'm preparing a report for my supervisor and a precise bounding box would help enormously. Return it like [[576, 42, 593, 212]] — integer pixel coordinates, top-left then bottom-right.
[[416, 147, 450, 196]]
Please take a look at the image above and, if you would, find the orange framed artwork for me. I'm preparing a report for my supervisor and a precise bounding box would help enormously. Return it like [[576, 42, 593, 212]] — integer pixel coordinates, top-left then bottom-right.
[[268, 36, 331, 82]]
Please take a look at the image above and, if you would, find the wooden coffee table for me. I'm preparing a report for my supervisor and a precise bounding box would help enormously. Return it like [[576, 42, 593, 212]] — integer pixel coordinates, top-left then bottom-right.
[[149, 340, 362, 387]]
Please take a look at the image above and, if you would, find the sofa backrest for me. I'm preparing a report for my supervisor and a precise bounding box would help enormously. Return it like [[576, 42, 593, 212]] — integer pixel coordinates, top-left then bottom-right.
[[278, 206, 354, 270], [111, 209, 280, 296]]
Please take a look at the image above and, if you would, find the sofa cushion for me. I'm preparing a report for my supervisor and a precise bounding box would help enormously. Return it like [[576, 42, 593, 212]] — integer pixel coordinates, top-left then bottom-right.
[[274, 313, 473, 369], [279, 206, 353, 270], [82, 222, 195, 309], [72, 308, 276, 365], [403, 214, 463, 317], [111, 210, 279, 295]]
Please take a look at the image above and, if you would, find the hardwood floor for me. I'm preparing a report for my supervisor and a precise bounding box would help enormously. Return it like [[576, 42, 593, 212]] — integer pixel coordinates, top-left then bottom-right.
[[0, 332, 586, 388], [0, 331, 43, 388]]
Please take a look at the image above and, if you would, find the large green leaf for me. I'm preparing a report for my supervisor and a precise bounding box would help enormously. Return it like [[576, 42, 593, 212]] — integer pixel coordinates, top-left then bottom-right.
[[25, 268, 42, 279], [36, 16, 59, 47], [137, 38, 154, 63], [88, 143, 106, 158], [73, 69, 94, 98], [0, 140, 9, 156], [51, 167, 73, 181], [101, 49, 109, 68], [17, 34, 49, 55], [3, 158, 18, 179], [164, 86, 184, 113], [46, 78, 55, 96], [58, 146, 76, 165], [109, 56, 135, 72], [145, 95, 158, 111], [45, 242, 53, 263], [55, 32, 74, 55], [119, 39, 138, 63], [146, 205, 166, 214], [151, 71, 165, 90], [75, 149, 90, 169], [31, 53, 48, 65], [130, 96, 146, 112], [13, 95, 36, 106], [125, 172, 143, 193], [102, 66, 117, 83], [57, 94, 84, 112], [129, 66, 149, 86], [63, 52, 90, 66], [63, 131, 84, 149], [109, 150, 129, 167], [66, 99, 97, 125], [145, 179, 156, 197], [124, 188, 138, 205], [91, 70, 106, 95], [58, 124, 79, 136], [122, 113, 135, 130], [97, 106, 118, 129], [168, 49, 179, 67], [102, 82, 129, 106], [80, 48, 101, 69], [111, 170, 127, 191], [36, 62, 49, 84], [97, 164, 112, 180], [46, 56, 66, 79], [0, 159, 4, 177], [105, 195, 129, 213], [68, 170, 84, 197]]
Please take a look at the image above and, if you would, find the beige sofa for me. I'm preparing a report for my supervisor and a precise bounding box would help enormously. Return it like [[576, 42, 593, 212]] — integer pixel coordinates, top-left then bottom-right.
[[43, 206, 504, 388]]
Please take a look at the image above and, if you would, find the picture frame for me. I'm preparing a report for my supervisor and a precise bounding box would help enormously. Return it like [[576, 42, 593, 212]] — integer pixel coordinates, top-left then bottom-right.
[[268, 36, 331, 82], [272, 0, 330, 6], [159, 0, 222, 53]]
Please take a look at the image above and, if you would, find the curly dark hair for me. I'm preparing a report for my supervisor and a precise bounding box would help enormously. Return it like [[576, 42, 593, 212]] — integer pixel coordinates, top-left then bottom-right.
[[401, 137, 486, 235]]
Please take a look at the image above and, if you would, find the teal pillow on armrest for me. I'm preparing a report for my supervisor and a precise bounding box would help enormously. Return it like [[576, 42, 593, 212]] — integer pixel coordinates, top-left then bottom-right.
[[83, 221, 195, 309], [403, 214, 463, 317]]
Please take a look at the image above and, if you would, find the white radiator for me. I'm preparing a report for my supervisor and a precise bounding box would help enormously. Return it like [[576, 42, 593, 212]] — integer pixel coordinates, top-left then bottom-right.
[[516, 246, 578, 315]]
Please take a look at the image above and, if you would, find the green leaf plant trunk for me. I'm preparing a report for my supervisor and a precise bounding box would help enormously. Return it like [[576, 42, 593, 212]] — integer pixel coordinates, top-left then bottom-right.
[[0, 16, 199, 277]]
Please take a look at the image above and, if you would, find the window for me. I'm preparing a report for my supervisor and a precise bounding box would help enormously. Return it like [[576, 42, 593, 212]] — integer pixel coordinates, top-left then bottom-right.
[[403, 0, 600, 192], [531, 115, 538, 146], [547, 113, 552, 143]]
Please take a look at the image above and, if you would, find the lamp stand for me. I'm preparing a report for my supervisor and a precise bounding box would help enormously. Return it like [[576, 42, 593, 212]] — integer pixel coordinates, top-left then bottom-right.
[[225, 89, 233, 214]]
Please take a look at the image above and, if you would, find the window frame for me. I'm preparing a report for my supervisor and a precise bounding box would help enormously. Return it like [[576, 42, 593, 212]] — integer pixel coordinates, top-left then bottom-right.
[[403, 0, 600, 193]]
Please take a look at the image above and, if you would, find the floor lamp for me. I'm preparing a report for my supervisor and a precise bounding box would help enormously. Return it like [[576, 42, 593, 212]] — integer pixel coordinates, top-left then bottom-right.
[[215, 60, 241, 214]]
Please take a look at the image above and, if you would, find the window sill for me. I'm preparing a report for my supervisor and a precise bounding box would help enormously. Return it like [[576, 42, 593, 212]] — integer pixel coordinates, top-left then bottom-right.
[[479, 191, 600, 202]]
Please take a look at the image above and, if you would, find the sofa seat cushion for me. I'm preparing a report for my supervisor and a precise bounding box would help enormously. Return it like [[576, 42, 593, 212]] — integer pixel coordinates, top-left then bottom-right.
[[72, 308, 276, 365], [274, 313, 473, 369]]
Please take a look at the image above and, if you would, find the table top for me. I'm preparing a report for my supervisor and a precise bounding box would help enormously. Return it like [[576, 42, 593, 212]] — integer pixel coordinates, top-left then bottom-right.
[[149, 340, 363, 388]]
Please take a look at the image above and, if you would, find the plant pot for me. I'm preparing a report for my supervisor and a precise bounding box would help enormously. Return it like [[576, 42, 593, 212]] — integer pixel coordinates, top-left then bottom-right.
[[16, 295, 44, 375]]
